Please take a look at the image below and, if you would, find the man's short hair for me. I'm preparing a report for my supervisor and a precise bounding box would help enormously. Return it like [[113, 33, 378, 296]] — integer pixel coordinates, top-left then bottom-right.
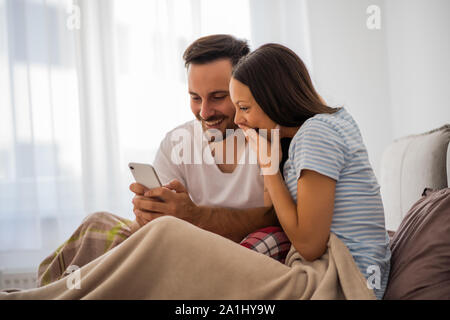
[[183, 34, 250, 68]]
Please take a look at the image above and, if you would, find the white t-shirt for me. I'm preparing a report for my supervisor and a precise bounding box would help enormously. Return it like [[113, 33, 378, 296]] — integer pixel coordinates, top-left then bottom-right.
[[153, 120, 265, 209]]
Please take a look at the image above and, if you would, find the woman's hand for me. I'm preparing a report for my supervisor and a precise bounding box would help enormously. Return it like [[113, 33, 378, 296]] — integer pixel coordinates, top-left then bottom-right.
[[239, 125, 282, 175]]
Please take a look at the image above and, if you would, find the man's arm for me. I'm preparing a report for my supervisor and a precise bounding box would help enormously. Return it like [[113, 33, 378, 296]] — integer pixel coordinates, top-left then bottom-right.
[[195, 205, 279, 243], [130, 181, 280, 243]]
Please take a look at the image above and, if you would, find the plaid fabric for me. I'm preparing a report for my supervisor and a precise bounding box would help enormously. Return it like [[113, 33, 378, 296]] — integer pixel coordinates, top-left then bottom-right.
[[37, 212, 134, 287], [239, 226, 291, 263]]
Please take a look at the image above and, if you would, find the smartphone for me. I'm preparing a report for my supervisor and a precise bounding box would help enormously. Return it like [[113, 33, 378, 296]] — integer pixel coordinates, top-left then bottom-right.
[[128, 162, 162, 190]]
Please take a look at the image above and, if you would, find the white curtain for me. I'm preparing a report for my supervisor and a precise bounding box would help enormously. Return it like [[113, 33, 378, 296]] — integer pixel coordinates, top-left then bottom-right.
[[0, 0, 252, 270], [0, 0, 84, 270], [248, 0, 312, 72]]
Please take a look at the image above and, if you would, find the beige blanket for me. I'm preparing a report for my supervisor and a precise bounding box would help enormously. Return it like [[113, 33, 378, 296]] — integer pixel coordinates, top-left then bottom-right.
[[0, 216, 376, 300]]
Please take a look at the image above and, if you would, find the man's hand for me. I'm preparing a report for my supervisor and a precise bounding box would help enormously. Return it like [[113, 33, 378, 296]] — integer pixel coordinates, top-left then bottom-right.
[[130, 180, 199, 226], [130, 181, 279, 243], [129, 182, 164, 226], [130, 183, 153, 227]]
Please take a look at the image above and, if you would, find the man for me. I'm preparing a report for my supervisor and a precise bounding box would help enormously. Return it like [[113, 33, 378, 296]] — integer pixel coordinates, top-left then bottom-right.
[[130, 34, 278, 240], [37, 34, 287, 287]]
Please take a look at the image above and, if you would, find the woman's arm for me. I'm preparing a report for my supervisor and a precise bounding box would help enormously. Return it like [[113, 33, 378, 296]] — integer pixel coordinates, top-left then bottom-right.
[[242, 125, 336, 260], [264, 169, 335, 261], [263, 183, 273, 207]]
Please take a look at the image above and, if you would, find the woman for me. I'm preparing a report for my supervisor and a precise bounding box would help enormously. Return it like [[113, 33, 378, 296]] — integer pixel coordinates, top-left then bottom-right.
[[229, 43, 391, 299]]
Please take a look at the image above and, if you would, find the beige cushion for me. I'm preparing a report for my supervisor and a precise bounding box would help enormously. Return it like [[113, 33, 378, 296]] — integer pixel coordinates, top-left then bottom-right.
[[380, 125, 450, 231]]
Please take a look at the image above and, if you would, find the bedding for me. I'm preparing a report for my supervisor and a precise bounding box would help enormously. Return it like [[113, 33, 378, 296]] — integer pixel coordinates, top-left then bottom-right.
[[36, 212, 291, 287], [1, 216, 375, 300]]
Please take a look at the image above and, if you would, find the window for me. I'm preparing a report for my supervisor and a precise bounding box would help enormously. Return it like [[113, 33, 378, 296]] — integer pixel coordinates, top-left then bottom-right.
[[0, 0, 251, 271]]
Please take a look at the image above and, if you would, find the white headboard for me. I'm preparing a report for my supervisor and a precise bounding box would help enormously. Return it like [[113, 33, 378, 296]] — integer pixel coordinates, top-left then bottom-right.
[[379, 125, 450, 231]]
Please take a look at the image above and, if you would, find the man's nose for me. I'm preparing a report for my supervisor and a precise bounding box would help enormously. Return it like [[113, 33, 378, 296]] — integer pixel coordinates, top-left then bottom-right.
[[200, 101, 214, 120]]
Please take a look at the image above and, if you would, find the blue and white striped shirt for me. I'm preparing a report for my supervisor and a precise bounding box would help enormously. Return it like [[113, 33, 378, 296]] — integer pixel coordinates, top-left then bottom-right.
[[282, 107, 391, 299]]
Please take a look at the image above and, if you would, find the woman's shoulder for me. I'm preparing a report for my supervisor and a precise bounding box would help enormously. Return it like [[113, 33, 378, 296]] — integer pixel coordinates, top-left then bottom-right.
[[294, 108, 349, 140], [309, 107, 354, 128], [289, 108, 358, 158]]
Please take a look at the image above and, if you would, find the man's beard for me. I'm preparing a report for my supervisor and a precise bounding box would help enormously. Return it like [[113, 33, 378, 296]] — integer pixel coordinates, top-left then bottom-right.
[[195, 114, 238, 142]]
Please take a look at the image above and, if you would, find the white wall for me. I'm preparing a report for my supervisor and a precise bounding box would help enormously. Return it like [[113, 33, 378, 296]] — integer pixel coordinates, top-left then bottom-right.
[[384, 0, 450, 139], [304, 0, 393, 177], [255, 0, 450, 178], [249, 0, 313, 70]]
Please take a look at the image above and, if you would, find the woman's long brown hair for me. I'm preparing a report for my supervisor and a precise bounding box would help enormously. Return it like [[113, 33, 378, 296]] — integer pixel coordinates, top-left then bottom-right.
[[232, 43, 338, 128]]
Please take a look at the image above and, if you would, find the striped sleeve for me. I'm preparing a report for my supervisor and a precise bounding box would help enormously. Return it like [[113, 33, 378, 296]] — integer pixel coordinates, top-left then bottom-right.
[[291, 119, 347, 181]]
